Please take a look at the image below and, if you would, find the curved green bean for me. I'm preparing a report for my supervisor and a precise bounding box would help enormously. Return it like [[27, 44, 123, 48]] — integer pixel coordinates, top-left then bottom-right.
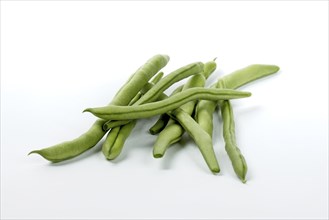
[[217, 64, 280, 89], [102, 62, 203, 130], [195, 64, 280, 137], [29, 54, 170, 162], [220, 100, 247, 183], [84, 88, 251, 121], [153, 74, 207, 157], [170, 108, 220, 173]]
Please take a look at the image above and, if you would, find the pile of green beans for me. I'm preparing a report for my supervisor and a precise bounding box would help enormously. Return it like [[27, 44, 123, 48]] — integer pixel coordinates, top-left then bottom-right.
[[29, 54, 279, 183]]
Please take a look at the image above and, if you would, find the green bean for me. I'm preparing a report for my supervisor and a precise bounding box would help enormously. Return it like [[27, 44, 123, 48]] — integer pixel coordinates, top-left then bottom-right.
[[170, 108, 220, 173], [28, 54, 170, 162], [102, 73, 167, 160], [102, 93, 169, 131], [102, 62, 203, 130], [102, 120, 137, 160], [103, 81, 156, 131], [153, 74, 207, 157], [84, 88, 251, 121], [149, 60, 216, 136], [217, 64, 280, 90], [152, 60, 216, 157], [220, 100, 247, 183], [152, 120, 183, 158], [194, 64, 279, 180], [148, 84, 184, 135], [195, 64, 280, 137], [194, 85, 217, 137], [28, 120, 106, 162], [134, 62, 204, 105]]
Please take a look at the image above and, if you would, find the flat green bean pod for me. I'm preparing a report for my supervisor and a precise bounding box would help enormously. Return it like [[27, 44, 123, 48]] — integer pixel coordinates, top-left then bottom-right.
[[84, 88, 251, 121]]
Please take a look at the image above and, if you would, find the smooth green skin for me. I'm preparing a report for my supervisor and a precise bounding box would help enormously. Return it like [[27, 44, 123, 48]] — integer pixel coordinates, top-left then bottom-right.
[[170, 108, 220, 173], [28, 120, 106, 162], [153, 74, 207, 157], [217, 64, 280, 89], [220, 100, 247, 183], [102, 63, 203, 130], [84, 88, 251, 121], [29, 54, 170, 162]]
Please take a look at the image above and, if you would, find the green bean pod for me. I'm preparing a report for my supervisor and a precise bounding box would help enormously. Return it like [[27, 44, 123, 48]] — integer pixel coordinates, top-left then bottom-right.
[[194, 85, 217, 137], [102, 62, 203, 130], [217, 64, 280, 90], [195, 64, 280, 137], [153, 74, 207, 157], [29, 54, 170, 162], [103, 120, 137, 160], [170, 109, 220, 173], [148, 84, 183, 135], [84, 88, 251, 121], [134, 62, 203, 105], [28, 120, 106, 162], [220, 100, 247, 183], [102, 71, 174, 160]]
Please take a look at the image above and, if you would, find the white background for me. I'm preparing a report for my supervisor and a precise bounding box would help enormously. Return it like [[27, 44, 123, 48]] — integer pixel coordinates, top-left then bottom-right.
[[1, 1, 328, 219]]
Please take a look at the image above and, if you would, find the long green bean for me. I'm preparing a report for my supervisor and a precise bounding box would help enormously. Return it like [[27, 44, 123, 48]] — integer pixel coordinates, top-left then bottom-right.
[[29, 54, 170, 162], [195, 64, 280, 137], [84, 88, 251, 121]]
